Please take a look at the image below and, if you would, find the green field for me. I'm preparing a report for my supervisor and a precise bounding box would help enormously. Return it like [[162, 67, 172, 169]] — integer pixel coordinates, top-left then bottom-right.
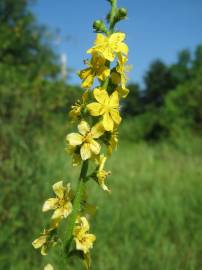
[[2, 123, 202, 270]]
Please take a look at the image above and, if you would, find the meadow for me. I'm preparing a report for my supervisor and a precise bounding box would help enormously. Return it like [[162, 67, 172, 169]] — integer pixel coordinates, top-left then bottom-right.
[[2, 121, 202, 270], [1, 1, 202, 269]]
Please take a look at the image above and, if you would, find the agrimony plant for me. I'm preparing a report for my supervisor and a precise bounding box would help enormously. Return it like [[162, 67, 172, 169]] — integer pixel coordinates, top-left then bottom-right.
[[32, 0, 130, 269]]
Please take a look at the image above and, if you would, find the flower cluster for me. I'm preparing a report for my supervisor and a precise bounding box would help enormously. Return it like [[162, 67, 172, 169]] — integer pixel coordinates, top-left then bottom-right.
[[32, 181, 73, 255], [67, 31, 129, 190], [33, 1, 130, 269]]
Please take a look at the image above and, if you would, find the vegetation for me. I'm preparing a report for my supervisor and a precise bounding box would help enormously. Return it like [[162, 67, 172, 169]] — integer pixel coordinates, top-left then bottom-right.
[[0, 0, 202, 269]]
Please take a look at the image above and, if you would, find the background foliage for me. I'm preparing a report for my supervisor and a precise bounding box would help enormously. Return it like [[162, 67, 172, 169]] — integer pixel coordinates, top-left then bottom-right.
[[0, 0, 202, 269]]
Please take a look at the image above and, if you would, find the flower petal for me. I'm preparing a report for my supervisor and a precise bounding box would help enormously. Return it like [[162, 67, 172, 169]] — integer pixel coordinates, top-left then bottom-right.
[[80, 216, 90, 231], [32, 235, 47, 249], [110, 32, 126, 44], [103, 112, 114, 131], [78, 121, 90, 135], [78, 68, 92, 80], [87, 102, 102, 116], [86, 34, 106, 54], [118, 42, 128, 55], [42, 198, 58, 212], [66, 133, 83, 146], [97, 67, 110, 81], [110, 109, 122, 125], [93, 88, 109, 105], [52, 181, 64, 199], [44, 264, 54, 270], [63, 202, 73, 218], [91, 122, 105, 138], [51, 207, 65, 220], [109, 91, 119, 108], [81, 74, 94, 89], [90, 140, 101, 155], [80, 143, 91, 160]]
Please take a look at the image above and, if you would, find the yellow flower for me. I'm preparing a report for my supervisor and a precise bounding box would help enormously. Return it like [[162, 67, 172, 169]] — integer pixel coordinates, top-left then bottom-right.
[[87, 33, 128, 62], [116, 53, 130, 88], [44, 264, 54, 270], [32, 227, 56, 256], [96, 154, 111, 192], [117, 86, 129, 98], [78, 53, 110, 89], [111, 53, 131, 90], [69, 90, 89, 120], [67, 145, 82, 167], [107, 130, 118, 155], [42, 181, 73, 220], [66, 120, 105, 160], [87, 88, 122, 131], [69, 101, 82, 120], [73, 216, 96, 254]]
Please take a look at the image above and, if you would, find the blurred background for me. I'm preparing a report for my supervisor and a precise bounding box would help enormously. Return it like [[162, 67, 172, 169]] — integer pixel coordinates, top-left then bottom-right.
[[0, 0, 202, 269]]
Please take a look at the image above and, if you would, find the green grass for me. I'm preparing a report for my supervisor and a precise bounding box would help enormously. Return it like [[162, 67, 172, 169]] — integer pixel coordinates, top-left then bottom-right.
[[1, 125, 202, 270]]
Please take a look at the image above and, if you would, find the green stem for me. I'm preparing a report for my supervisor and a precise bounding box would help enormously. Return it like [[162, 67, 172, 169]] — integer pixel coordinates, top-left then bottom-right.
[[65, 160, 89, 253], [64, 0, 117, 262], [109, 0, 117, 33]]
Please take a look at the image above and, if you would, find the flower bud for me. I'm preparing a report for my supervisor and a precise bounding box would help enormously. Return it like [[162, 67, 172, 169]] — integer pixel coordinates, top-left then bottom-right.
[[93, 20, 107, 33], [114, 8, 127, 23], [116, 8, 127, 20]]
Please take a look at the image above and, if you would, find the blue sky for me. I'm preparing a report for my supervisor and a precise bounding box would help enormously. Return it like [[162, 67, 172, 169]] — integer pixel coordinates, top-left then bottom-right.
[[33, 0, 202, 85]]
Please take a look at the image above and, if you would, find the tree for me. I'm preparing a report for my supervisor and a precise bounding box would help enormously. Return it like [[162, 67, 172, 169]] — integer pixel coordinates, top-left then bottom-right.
[[144, 60, 176, 106], [170, 49, 192, 85], [122, 83, 142, 116]]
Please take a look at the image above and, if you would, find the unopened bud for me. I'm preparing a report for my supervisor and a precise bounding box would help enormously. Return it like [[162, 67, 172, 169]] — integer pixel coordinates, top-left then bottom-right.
[[93, 20, 107, 33], [114, 8, 127, 23]]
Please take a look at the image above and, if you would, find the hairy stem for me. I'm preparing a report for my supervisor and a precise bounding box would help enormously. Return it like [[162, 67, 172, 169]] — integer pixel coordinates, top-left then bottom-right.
[[65, 160, 89, 253], [109, 0, 117, 33]]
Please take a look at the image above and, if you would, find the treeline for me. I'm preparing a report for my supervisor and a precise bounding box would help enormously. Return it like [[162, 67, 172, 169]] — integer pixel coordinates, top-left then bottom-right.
[[122, 46, 202, 141]]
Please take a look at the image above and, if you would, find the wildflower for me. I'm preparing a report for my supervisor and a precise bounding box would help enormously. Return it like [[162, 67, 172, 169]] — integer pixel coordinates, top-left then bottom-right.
[[42, 181, 73, 220], [87, 88, 121, 131], [107, 130, 118, 155], [69, 91, 89, 120], [96, 154, 111, 192], [66, 145, 82, 167], [32, 227, 56, 256], [69, 101, 82, 120], [78, 53, 110, 89], [66, 120, 105, 160], [87, 33, 128, 62], [111, 53, 131, 90], [73, 216, 96, 254], [116, 86, 129, 98], [44, 264, 54, 270]]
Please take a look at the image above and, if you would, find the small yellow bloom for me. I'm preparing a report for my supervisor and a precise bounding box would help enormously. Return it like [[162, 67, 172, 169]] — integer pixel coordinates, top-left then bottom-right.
[[73, 216, 96, 254], [111, 53, 131, 91], [87, 33, 128, 62], [78, 53, 110, 89], [107, 130, 118, 155], [32, 228, 56, 256], [67, 145, 82, 167], [69, 91, 89, 120], [44, 264, 54, 270], [42, 181, 73, 220], [87, 88, 122, 131], [66, 120, 105, 160], [116, 86, 129, 98], [96, 154, 111, 192], [69, 101, 82, 120]]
